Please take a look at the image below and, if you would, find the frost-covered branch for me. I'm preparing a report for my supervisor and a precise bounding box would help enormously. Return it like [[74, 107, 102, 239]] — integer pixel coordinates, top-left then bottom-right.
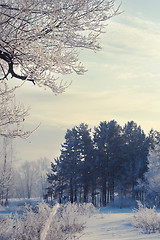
[[0, 137, 14, 205], [0, 81, 34, 139], [145, 144, 160, 194], [0, 0, 120, 93]]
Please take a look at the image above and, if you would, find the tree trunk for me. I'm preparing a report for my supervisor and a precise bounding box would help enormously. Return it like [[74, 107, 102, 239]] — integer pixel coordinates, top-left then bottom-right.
[[74, 187, 77, 202], [83, 185, 88, 203], [69, 178, 73, 203], [5, 189, 9, 206], [102, 180, 107, 206], [132, 182, 135, 200], [110, 180, 114, 202]]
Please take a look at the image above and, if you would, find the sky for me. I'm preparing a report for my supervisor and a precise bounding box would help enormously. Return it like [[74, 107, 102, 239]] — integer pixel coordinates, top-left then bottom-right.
[[13, 0, 160, 165]]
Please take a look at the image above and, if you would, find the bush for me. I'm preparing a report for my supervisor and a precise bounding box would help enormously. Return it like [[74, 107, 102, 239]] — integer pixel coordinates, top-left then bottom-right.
[[132, 201, 159, 234], [0, 201, 97, 240]]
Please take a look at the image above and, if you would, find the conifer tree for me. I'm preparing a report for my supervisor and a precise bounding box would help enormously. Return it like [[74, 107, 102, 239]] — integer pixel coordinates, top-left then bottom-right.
[[59, 128, 82, 202], [74, 123, 94, 203], [93, 120, 123, 206], [122, 121, 149, 199]]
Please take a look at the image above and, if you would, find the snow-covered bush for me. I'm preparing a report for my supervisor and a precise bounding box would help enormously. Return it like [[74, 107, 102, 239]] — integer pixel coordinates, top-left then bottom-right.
[[0, 201, 96, 240], [132, 201, 159, 234]]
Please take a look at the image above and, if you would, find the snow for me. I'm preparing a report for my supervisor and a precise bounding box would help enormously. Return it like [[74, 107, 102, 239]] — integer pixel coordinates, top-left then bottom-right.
[[40, 203, 59, 240], [80, 207, 160, 240], [1, 200, 160, 240], [0, 198, 40, 218]]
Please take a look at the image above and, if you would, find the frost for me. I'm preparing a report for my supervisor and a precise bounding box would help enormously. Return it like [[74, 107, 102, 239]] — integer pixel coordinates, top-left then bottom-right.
[[132, 201, 159, 234], [0, 201, 96, 240], [0, 0, 120, 92]]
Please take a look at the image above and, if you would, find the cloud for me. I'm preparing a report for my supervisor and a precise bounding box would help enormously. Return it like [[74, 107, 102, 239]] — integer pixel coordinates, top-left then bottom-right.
[[102, 15, 160, 62], [15, 85, 160, 162], [20, 87, 160, 131], [13, 12, 160, 162], [14, 13, 160, 132]]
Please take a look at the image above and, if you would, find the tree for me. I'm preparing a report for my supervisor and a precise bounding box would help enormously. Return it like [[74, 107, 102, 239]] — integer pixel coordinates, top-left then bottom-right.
[[122, 121, 149, 199], [148, 129, 160, 149], [73, 123, 94, 203], [0, 81, 33, 138], [94, 121, 109, 206], [47, 123, 94, 204], [46, 159, 66, 203], [0, 137, 14, 205], [47, 120, 152, 206], [0, 0, 120, 138], [0, 0, 120, 92], [14, 158, 50, 199], [144, 144, 160, 205], [93, 120, 123, 206], [47, 128, 81, 203], [60, 128, 82, 203]]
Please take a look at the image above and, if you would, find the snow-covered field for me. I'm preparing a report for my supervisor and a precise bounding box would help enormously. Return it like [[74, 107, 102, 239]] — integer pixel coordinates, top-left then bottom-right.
[[0, 198, 41, 218], [1, 200, 160, 240], [80, 207, 160, 240]]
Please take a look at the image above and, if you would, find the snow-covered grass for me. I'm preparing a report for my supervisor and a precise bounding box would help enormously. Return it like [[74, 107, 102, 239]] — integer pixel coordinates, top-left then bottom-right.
[[79, 206, 160, 240], [1, 199, 160, 240], [0, 198, 41, 219], [0, 200, 97, 240], [132, 201, 160, 234]]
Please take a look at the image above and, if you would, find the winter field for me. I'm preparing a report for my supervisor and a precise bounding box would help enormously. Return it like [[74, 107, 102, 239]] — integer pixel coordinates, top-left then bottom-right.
[[80, 207, 160, 240], [1, 200, 160, 240]]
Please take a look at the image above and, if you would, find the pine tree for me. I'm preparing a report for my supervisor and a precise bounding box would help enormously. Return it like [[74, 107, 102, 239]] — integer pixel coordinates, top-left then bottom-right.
[[59, 128, 82, 202], [93, 120, 123, 206], [122, 121, 149, 199], [47, 120, 150, 206], [47, 159, 66, 203], [47, 124, 95, 204], [74, 123, 94, 203], [148, 129, 160, 149]]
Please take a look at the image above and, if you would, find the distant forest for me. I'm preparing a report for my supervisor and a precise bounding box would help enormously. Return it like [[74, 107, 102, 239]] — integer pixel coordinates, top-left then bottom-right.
[[46, 120, 160, 207]]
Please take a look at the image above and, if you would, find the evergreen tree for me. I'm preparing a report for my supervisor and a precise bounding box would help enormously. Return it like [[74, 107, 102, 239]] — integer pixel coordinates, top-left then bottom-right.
[[122, 121, 149, 199], [74, 123, 95, 203], [59, 128, 82, 202], [148, 129, 160, 149], [46, 120, 150, 206], [94, 120, 123, 206], [47, 123, 95, 204], [47, 159, 66, 203]]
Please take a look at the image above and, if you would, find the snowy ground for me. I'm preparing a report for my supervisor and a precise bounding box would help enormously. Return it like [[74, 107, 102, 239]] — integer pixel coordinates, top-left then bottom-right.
[[1, 200, 160, 240], [80, 207, 160, 240], [0, 198, 41, 218]]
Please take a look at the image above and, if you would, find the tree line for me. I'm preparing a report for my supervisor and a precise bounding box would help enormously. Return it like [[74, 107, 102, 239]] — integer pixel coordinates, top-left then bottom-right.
[[0, 136, 50, 205], [46, 120, 159, 206]]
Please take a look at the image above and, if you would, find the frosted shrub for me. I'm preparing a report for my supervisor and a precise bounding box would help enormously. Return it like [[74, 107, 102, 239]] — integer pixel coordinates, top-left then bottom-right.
[[132, 201, 159, 234], [0, 202, 51, 240], [0, 201, 96, 240], [54, 202, 98, 239]]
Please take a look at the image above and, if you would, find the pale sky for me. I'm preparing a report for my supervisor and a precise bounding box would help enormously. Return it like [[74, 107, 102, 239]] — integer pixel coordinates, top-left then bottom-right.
[[14, 0, 160, 164]]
